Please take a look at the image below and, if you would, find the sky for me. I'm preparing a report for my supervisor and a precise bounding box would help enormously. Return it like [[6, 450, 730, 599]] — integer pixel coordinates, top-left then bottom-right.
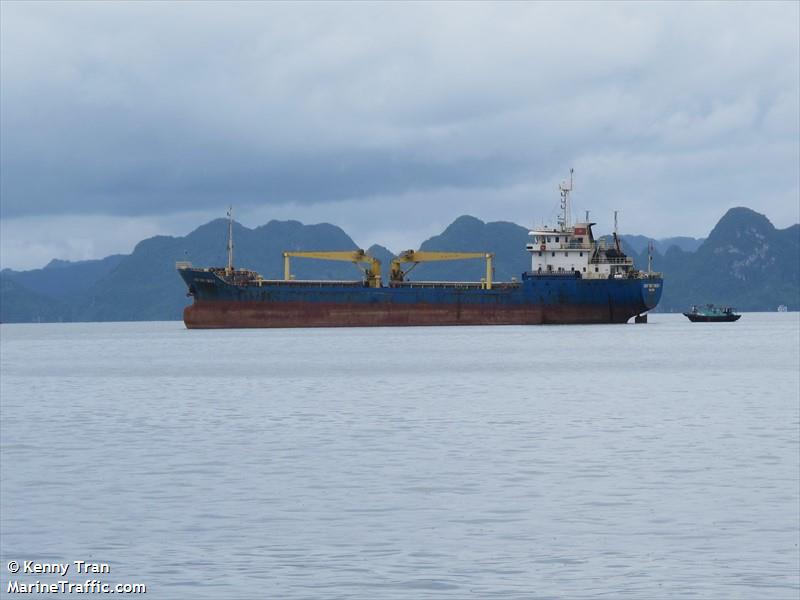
[[1, 1, 798, 270]]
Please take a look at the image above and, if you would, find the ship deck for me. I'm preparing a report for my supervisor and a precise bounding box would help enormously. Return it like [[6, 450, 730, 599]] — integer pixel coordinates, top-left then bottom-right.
[[239, 279, 522, 290]]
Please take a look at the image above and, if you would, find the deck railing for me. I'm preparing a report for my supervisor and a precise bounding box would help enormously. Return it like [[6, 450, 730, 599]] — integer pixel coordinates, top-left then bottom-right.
[[253, 279, 365, 288], [391, 281, 520, 290], [590, 256, 634, 265]]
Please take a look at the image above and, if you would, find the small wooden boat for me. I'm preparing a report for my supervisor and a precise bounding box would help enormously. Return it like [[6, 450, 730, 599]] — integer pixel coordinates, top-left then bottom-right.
[[683, 304, 741, 322]]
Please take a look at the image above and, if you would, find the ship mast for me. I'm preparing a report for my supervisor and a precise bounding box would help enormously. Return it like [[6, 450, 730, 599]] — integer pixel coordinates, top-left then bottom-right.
[[558, 168, 573, 231], [226, 206, 234, 275]]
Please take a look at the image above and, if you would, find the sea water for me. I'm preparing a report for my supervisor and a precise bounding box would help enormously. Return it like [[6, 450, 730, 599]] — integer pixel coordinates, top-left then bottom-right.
[[1, 314, 798, 599]]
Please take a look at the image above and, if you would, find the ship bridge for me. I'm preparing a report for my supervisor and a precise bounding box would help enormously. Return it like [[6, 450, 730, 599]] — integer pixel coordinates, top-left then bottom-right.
[[527, 223, 636, 279], [526, 170, 639, 279]]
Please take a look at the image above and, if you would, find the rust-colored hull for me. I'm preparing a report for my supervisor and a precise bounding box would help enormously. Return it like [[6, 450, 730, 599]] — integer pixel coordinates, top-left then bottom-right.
[[183, 300, 634, 329]]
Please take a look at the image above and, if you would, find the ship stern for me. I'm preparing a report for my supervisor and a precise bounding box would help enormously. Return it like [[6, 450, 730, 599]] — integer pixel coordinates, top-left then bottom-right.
[[641, 277, 663, 312]]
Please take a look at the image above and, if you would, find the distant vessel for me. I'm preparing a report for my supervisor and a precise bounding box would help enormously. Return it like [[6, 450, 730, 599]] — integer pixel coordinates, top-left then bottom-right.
[[683, 304, 741, 322], [176, 171, 663, 328], [777, 304, 788, 312]]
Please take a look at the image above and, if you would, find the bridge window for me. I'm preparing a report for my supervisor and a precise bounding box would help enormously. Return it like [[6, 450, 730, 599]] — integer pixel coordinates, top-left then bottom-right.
[[579, 252, 583, 257], [578, 237, 584, 243], [551, 252, 555, 257], [555, 237, 560, 242], [595, 267, 599, 272]]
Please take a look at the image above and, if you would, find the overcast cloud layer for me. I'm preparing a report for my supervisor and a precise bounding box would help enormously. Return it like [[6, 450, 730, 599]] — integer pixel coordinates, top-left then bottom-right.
[[1, 1, 798, 269]]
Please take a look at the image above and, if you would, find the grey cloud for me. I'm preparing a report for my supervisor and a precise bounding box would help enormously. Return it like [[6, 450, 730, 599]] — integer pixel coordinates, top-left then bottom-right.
[[0, 1, 798, 257]]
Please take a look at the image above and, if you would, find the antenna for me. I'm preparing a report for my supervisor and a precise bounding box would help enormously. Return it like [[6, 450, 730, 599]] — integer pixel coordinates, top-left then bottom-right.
[[613, 210, 621, 252], [585, 210, 590, 222], [226, 206, 234, 274], [558, 167, 574, 230]]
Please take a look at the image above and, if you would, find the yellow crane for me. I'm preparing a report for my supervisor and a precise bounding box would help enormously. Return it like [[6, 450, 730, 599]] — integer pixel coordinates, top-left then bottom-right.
[[390, 250, 494, 289], [283, 250, 382, 288]]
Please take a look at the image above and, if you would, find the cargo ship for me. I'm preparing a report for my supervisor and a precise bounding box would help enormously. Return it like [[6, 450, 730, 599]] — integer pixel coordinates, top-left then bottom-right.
[[177, 171, 663, 328]]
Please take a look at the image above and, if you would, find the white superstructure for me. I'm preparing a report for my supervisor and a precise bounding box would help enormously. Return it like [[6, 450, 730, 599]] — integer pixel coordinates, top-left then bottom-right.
[[526, 170, 635, 279]]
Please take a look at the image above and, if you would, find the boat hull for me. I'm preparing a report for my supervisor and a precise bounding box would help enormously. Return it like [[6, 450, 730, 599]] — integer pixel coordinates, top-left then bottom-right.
[[180, 269, 663, 329], [184, 299, 648, 328], [683, 313, 741, 322]]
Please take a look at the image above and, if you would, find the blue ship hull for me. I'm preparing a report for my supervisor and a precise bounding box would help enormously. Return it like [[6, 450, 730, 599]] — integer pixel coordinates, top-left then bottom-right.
[[179, 269, 663, 328]]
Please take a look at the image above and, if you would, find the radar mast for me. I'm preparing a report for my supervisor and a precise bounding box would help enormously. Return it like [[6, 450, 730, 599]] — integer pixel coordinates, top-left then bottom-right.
[[226, 206, 234, 274], [558, 168, 574, 231]]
